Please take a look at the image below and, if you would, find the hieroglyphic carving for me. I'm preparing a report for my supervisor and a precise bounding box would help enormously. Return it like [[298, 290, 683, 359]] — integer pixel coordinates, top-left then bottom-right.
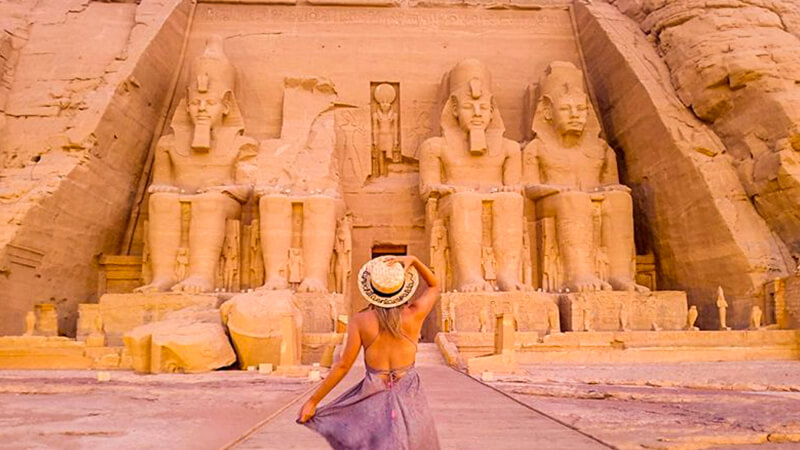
[[335, 108, 370, 188]]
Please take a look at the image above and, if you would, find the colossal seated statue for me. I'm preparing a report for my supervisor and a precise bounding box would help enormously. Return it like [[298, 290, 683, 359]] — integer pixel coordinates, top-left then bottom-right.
[[522, 62, 646, 293], [136, 36, 256, 294], [255, 77, 345, 294], [420, 59, 525, 292]]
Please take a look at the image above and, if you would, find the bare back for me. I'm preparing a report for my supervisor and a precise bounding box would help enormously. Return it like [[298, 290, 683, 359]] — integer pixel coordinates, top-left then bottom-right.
[[354, 286, 440, 372]]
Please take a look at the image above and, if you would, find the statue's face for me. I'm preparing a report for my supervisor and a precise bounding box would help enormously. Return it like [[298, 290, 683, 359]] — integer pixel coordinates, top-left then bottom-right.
[[453, 94, 492, 132], [549, 93, 588, 137], [187, 89, 228, 129], [379, 101, 392, 112]]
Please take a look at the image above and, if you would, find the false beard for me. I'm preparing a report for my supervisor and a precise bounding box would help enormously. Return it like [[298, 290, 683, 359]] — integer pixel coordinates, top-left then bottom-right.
[[468, 126, 487, 155], [191, 122, 211, 151]]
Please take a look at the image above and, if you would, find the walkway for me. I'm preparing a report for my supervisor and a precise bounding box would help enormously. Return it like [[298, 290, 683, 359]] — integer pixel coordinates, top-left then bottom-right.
[[226, 344, 610, 450]]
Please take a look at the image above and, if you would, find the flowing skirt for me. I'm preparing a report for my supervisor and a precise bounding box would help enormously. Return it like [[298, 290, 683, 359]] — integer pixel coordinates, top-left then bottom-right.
[[302, 366, 440, 450]]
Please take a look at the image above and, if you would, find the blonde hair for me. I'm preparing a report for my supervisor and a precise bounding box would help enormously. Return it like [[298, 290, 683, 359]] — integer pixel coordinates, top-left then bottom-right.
[[373, 304, 404, 339]]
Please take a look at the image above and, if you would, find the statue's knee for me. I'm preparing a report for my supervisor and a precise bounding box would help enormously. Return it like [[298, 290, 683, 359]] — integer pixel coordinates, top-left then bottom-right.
[[148, 193, 179, 212], [449, 192, 480, 210], [544, 191, 591, 212], [603, 190, 633, 210], [493, 192, 523, 209]]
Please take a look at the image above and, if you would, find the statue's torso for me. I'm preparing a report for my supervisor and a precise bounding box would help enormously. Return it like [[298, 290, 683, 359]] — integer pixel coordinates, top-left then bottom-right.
[[530, 137, 612, 191], [164, 130, 243, 193], [438, 137, 509, 190]]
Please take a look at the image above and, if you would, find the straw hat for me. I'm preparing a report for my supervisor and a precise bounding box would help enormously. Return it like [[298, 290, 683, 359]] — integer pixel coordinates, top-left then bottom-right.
[[357, 256, 419, 308]]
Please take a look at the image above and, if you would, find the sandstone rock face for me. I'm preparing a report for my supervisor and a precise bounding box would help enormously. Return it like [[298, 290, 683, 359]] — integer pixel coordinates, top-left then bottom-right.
[[575, 1, 790, 328], [0, 0, 190, 336], [598, 0, 800, 325]]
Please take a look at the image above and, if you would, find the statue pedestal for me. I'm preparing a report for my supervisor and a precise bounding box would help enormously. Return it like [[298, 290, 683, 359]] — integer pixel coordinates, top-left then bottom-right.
[[441, 292, 559, 334], [294, 292, 346, 333], [558, 291, 687, 332], [98, 292, 224, 346]]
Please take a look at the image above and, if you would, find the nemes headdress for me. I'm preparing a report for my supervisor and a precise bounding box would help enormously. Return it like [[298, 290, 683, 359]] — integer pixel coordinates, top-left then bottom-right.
[[189, 35, 235, 98], [358, 256, 419, 308], [538, 61, 586, 103]]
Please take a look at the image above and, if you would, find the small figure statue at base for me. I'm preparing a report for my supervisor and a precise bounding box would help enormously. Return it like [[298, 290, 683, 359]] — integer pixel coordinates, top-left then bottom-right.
[[716, 286, 731, 330], [546, 307, 560, 335], [23, 311, 36, 336], [685, 305, 700, 331], [582, 306, 593, 332], [749, 305, 763, 330], [618, 303, 630, 331]]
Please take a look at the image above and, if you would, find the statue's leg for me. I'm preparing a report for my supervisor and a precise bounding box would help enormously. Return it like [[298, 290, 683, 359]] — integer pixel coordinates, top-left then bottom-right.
[[172, 192, 240, 294], [135, 193, 180, 293], [259, 194, 291, 290], [299, 196, 337, 293], [492, 192, 526, 291], [602, 190, 649, 292], [441, 192, 491, 292], [539, 191, 610, 292]]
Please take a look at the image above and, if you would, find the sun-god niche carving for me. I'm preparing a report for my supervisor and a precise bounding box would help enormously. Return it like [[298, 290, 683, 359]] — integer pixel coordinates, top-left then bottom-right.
[[420, 59, 525, 292], [136, 36, 256, 294], [522, 61, 646, 293], [371, 82, 400, 177]]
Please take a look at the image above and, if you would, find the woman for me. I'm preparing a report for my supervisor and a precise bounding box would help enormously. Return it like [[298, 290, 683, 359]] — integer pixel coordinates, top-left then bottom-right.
[[297, 254, 441, 450]]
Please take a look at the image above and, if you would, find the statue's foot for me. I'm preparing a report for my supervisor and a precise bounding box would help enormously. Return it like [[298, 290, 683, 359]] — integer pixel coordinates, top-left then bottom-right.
[[298, 278, 328, 293], [134, 277, 176, 293], [459, 278, 493, 293], [609, 277, 650, 294], [170, 275, 213, 294], [257, 277, 289, 291], [496, 274, 531, 292], [567, 276, 612, 293]]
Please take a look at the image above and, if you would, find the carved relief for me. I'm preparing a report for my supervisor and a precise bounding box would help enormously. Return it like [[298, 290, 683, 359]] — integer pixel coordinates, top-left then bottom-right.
[[333, 214, 353, 295], [430, 219, 449, 289], [371, 82, 400, 177], [335, 108, 371, 188]]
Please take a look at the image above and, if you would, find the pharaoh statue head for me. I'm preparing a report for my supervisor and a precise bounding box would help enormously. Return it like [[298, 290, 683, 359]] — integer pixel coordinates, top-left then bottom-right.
[[186, 35, 236, 151], [374, 83, 396, 113], [441, 59, 505, 155], [538, 62, 589, 139]]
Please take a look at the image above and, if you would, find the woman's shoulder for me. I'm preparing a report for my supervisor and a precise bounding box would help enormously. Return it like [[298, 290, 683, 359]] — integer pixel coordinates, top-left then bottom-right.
[[352, 309, 377, 325]]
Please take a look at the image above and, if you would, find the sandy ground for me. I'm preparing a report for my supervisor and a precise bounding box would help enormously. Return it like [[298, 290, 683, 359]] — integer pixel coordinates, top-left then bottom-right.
[[3, 360, 800, 450], [489, 362, 800, 450], [0, 370, 314, 450]]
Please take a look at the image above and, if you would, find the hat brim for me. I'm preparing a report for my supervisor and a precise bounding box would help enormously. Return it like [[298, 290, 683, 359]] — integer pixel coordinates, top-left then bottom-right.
[[357, 257, 419, 308]]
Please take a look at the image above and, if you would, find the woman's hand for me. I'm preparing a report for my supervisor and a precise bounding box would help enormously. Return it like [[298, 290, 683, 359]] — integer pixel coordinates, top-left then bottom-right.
[[386, 255, 416, 272], [297, 399, 317, 423]]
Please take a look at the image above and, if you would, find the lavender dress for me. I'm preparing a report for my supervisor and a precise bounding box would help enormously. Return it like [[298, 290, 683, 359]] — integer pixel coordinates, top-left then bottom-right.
[[302, 362, 440, 450]]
